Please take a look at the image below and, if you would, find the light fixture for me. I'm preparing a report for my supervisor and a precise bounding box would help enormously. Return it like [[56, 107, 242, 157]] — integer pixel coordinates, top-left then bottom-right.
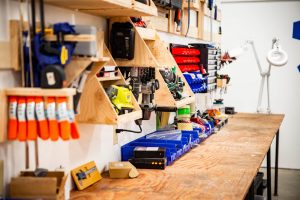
[[227, 38, 288, 113]]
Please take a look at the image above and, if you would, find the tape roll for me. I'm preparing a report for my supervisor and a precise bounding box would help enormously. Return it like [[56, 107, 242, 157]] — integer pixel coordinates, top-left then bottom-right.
[[41, 65, 66, 88]]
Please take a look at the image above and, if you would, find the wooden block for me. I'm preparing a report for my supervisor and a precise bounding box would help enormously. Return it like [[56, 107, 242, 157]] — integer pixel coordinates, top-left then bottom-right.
[[10, 177, 57, 198], [0, 42, 11, 70], [10, 171, 66, 200], [0, 91, 7, 143], [0, 160, 3, 197], [10, 20, 20, 71]]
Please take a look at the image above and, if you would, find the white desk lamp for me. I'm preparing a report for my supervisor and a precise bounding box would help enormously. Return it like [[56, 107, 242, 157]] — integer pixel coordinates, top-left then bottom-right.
[[228, 38, 288, 113]]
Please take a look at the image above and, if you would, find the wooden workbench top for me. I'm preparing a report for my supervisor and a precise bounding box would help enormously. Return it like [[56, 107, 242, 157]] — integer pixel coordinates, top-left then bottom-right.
[[71, 113, 284, 200]]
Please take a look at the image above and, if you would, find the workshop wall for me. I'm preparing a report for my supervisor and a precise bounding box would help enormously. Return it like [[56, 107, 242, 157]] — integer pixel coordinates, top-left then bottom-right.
[[221, 1, 300, 169], [0, 1, 158, 197]]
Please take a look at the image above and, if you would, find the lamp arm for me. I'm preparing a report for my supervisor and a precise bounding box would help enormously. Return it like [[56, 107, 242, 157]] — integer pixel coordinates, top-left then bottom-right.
[[247, 41, 264, 76]]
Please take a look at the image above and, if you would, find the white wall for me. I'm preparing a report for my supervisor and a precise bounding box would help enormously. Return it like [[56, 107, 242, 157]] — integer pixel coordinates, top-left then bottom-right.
[[221, 0, 300, 169]]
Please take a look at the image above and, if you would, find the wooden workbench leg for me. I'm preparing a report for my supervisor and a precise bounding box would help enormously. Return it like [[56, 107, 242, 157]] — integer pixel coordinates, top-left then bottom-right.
[[274, 129, 279, 196], [267, 149, 272, 200]]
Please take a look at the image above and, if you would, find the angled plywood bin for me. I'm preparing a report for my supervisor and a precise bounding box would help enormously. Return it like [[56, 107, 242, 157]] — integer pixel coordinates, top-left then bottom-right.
[[109, 17, 195, 109], [76, 44, 142, 124], [142, 32, 195, 108]]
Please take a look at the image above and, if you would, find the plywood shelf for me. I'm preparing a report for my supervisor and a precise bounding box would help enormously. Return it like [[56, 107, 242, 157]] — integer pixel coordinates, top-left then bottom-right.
[[45, 0, 158, 17], [97, 76, 122, 82], [4, 88, 76, 97]]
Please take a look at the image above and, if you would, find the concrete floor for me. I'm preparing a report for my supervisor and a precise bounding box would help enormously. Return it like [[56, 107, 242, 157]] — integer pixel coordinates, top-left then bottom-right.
[[259, 168, 300, 200]]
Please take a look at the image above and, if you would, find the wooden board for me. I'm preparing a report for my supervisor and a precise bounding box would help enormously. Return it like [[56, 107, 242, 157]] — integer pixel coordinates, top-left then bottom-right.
[[45, 0, 158, 17], [5, 88, 76, 97], [0, 91, 7, 143], [71, 113, 285, 200], [0, 42, 11, 70]]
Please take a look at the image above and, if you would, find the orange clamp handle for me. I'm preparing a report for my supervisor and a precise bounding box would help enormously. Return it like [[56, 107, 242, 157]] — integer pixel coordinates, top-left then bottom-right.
[[47, 97, 59, 141], [17, 97, 27, 141], [8, 96, 18, 140], [35, 97, 49, 140]]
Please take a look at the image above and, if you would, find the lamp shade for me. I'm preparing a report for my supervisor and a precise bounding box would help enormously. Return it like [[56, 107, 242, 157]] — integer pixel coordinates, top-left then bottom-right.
[[266, 45, 288, 67]]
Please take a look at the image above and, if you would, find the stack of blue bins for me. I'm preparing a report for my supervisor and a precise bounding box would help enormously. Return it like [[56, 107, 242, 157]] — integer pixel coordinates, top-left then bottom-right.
[[121, 129, 203, 166], [183, 72, 207, 93]]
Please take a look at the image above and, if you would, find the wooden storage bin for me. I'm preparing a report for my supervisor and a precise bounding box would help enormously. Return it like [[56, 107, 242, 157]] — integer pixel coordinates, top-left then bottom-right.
[[182, 0, 201, 10], [10, 171, 67, 200]]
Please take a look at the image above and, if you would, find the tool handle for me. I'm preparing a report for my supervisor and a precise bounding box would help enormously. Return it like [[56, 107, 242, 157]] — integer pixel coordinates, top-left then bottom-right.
[[156, 107, 177, 112]]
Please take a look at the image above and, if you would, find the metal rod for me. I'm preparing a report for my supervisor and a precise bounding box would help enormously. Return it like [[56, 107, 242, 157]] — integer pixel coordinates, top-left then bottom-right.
[[25, 142, 29, 169], [28, 0, 34, 87], [31, 0, 36, 37], [257, 76, 265, 112], [274, 129, 279, 196], [249, 41, 263, 75], [19, 0, 25, 87], [35, 140, 39, 168], [39, 0, 45, 36], [267, 148, 272, 200], [266, 74, 271, 113]]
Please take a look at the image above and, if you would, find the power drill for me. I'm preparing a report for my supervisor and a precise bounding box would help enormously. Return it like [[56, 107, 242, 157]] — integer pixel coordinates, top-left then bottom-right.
[[130, 68, 159, 120]]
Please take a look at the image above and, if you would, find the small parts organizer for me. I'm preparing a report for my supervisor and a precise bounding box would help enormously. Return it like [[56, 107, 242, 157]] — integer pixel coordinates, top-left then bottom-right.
[[0, 88, 77, 142]]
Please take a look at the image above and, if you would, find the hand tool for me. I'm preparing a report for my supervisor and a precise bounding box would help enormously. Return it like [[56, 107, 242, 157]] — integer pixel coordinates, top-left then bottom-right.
[[56, 97, 71, 140], [8, 96, 18, 140], [35, 96, 49, 140], [26, 97, 37, 140], [71, 161, 102, 191], [17, 97, 27, 141], [46, 97, 59, 141]]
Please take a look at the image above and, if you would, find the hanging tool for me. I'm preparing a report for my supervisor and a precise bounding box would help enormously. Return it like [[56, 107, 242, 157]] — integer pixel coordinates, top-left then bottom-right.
[[8, 96, 18, 140], [26, 97, 38, 140], [105, 85, 135, 115], [35, 96, 49, 140], [185, 0, 190, 37], [70, 66, 91, 113], [174, 8, 182, 32], [129, 68, 159, 120]]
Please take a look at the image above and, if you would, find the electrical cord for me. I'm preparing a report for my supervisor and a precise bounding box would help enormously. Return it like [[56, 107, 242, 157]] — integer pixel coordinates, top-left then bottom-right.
[[116, 120, 142, 134], [185, 0, 190, 37]]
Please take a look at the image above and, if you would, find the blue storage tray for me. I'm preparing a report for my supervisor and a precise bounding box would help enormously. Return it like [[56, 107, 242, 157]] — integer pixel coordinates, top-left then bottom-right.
[[121, 130, 201, 166]]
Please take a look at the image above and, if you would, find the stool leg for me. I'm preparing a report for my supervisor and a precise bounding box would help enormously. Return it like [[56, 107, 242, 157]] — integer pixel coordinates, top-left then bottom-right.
[[274, 129, 279, 196], [267, 148, 272, 200]]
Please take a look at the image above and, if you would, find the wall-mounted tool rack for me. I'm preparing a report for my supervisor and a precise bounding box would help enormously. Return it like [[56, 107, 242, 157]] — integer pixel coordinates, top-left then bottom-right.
[[44, 0, 158, 17], [0, 88, 76, 142], [75, 44, 143, 124], [144, 0, 221, 43], [109, 17, 195, 109]]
